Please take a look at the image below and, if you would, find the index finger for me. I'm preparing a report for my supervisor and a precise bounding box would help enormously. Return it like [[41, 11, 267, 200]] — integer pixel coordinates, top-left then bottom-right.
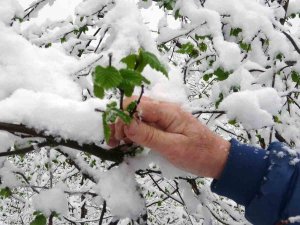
[[124, 97, 184, 131]]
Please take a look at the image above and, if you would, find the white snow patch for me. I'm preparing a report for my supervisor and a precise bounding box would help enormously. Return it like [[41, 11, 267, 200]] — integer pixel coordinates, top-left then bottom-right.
[[95, 163, 145, 219], [220, 88, 282, 129], [33, 188, 68, 216]]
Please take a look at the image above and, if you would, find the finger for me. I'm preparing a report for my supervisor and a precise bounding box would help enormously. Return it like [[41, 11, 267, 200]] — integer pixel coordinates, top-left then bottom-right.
[[122, 96, 153, 110], [134, 100, 184, 131], [114, 118, 126, 141], [124, 119, 185, 153]]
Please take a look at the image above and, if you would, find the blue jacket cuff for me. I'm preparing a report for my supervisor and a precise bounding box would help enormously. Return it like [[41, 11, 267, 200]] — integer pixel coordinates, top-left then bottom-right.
[[211, 139, 268, 206]]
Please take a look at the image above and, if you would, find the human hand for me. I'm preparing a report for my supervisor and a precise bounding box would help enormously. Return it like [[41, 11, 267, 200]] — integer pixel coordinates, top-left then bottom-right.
[[109, 97, 230, 179]]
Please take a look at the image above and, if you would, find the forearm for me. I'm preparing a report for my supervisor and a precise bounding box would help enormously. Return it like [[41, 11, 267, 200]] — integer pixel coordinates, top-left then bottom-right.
[[211, 139, 300, 225]]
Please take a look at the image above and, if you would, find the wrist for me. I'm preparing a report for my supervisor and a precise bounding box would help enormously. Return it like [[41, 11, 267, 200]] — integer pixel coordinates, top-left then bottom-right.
[[210, 136, 231, 179]]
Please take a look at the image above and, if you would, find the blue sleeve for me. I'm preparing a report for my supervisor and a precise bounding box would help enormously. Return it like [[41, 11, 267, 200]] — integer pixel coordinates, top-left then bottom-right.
[[211, 139, 300, 225]]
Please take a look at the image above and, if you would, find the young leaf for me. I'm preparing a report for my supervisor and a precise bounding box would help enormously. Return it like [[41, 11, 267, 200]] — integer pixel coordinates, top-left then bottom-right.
[[228, 119, 237, 125], [239, 42, 251, 52], [121, 54, 138, 70], [107, 101, 118, 109], [215, 93, 224, 109], [139, 49, 168, 77], [126, 101, 138, 113], [93, 84, 105, 99], [0, 187, 12, 198], [175, 9, 181, 20], [291, 71, 300, 83], [199, 42, 207, 52], [120, 69, 143, 86], [176, 42, 194, 54], [112, 108, 132, 124], [214, 68, 230, 81], [30, 214, 47, 225], [102, 112, 111, 144], [274, 115, 282, 124], [93, 66, 123, 89], [230, 28, 242, 37], [118, 80, 135, 97], [203, 73, 213, 81], [141, 76, 151, 85]]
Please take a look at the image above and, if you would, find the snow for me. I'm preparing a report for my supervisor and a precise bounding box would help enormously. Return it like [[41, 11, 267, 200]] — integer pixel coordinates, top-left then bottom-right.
[[100, 0, 159, 59], [94, 163, 146, 219], [179, 181, 199, 214], [75, 0, 110, 16], [0, 0, 300, 224], [142, 66, 187, 104], [0, 23, 82, 101], [33, 187, 68, 216], [287, 0, 300, 16], [219, 88, 283, 129], [213, 37, 242, 71], [290, 158, 300, 166], [289, 215, 300, 223], [0, 0, 23, 25], [0, 161, 21, 188], [0, 89, 106, 143]]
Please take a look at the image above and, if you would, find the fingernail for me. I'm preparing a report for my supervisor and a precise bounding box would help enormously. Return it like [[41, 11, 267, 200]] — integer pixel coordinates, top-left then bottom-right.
[[108, 139, 119, 147], [125, 120, 139, 136]]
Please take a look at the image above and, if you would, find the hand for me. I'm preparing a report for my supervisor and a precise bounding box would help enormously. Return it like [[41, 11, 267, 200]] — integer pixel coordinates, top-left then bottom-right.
[[109, 97, 230, 179]]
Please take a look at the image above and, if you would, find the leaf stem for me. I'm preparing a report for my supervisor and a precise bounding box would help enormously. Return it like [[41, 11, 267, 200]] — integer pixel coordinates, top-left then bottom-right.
[[130, 85, 144, 117]]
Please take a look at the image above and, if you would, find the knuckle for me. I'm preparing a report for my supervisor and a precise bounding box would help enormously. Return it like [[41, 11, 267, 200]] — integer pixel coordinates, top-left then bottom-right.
[[143, 127, 156, 145]]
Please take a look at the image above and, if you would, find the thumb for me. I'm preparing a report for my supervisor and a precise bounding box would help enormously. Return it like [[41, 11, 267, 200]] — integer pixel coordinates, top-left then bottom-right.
[[124, 119, 177, 151]]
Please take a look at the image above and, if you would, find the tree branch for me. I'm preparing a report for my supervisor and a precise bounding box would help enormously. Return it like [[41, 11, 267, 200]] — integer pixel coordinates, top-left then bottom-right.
[[282, 31, 300, 55], [0, 122, 125, 163], [192, 110, 225, 115]]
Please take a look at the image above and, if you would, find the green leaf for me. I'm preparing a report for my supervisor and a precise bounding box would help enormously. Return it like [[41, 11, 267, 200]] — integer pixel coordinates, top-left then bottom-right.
[[0, 187, 12, 198], [79, 25, 88, 33], [228, 119, 237, 125], [195, 34, 211, 40], [276, 53, 284, 61], [199, 42, 207, 52], [102, 112, 111, 144], [214, 68, 230, 81], [215, 93, 224, 109], [126, 101, 138, 113], [239, 42, 251, 52], [175, 9, 181, 20], [119, 81, 135, 97], [209, 60, 214, 67], [60, 37, 66, 43], [118, 69, 142, 97], [121, 54, 138, 70], [176, 42, 194, 54], [15, 17, 23, 23], [94, 84, 105, 99], [93, 66, 123, 90], [120, 69, 143, 86], [291, 71, 300, 83], [142, 76, 151, 85], [203, 73, 213, 81], [274, 115, 282, 124], [162, 0, 175, 10], [230, 28, 242, 37], [30, 214, 47, 225], [111, 108, 132, 124], [107, 101, 118, 109], [45, 43, 52, 48], [139, 49, 168, 77]]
